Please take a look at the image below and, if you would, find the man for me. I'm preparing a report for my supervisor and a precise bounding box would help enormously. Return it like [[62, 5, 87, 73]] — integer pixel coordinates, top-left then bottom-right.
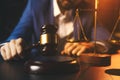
[[0, 0, 110, 60]]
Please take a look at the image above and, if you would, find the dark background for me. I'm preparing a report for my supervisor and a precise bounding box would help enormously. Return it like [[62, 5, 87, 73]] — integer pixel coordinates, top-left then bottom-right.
[[98, 0, 120, 32], [0, 0, 120, 42], [0, 0, 27, 42]]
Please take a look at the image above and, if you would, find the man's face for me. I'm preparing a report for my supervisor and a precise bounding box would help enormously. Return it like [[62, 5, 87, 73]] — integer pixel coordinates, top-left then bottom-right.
[[57, 0, 82, 10]]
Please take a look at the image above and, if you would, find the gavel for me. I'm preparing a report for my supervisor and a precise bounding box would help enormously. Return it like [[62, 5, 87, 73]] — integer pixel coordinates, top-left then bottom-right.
[[24, 24, 58, 56]]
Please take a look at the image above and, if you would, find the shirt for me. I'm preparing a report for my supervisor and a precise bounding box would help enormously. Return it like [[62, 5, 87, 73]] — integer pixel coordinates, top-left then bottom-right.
[[53, 0, 73, 38], [53, 0, 75, 53]]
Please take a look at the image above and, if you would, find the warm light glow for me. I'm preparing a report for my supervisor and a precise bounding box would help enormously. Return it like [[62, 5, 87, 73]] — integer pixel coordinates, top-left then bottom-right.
[[70, 60, 77, 64], [95, 0, 98, 9]]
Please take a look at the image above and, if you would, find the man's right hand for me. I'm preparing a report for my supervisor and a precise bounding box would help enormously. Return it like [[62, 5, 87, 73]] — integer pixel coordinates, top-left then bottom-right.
[[0, 38, 24, 61]]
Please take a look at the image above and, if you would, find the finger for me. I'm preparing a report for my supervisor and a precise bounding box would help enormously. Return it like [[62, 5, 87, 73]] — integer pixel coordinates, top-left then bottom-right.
[[63, 43, 79, 55], [71, 46, 81, 55], [64, 43, 72, 49], [76, 46, 86, 56], [16, 38, 23, 54], [66, 44, 78, 55], [9, 40, 17, 58], [81, 42, 93, 48], [16, 38, 24, 58], [0, 46, 7, 60], [63, 43, 72, 55], [3, 43, 12, 60]]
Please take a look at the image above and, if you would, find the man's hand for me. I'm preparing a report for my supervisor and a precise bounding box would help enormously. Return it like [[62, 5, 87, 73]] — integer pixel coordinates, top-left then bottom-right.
[[0, 38, 24, 61], [61, 42, 93, 56]]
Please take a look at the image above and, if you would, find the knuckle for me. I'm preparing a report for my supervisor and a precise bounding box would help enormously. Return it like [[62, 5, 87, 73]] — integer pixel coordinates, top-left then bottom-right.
[[1, 46, 4, 51], [10, 39, 15, 43]]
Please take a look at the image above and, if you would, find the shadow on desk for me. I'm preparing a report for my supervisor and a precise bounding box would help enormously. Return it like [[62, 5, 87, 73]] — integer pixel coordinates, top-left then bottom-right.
[[0, 60, 81, 80]]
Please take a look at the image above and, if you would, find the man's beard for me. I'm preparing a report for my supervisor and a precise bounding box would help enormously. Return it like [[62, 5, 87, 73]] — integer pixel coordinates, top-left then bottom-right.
[[57, 0, 74, 10]]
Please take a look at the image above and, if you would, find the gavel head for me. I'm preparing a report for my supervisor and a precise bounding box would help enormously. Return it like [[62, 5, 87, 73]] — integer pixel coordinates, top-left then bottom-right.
[[39, 24, 58, 56]]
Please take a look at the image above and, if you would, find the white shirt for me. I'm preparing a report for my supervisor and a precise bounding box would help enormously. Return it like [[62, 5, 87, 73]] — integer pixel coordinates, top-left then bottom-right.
[[53, 0, 73, 38], [53, 0, 76, 53]]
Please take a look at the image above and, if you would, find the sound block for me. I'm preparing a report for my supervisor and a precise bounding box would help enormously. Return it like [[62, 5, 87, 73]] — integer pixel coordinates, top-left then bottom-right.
[[24, 56, 80, 74], [78, 53, 111, 67]]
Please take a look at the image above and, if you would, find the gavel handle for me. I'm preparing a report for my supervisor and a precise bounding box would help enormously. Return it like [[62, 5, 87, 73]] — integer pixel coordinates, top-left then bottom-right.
[[25, 42, 40, 51]]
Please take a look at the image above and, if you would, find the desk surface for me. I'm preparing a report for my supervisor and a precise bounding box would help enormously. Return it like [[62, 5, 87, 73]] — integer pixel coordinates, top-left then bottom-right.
[[0, 53, 120, 80]]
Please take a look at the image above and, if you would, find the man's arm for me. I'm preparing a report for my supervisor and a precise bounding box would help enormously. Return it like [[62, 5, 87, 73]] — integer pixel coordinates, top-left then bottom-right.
[[0, 0, 34, 61], [6, 0, 33, 42]]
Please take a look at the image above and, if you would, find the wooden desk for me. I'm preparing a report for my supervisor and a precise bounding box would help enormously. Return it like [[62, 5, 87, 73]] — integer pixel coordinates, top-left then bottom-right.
[[0, 53, 120, 80], [80, 53, 120, 80]]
